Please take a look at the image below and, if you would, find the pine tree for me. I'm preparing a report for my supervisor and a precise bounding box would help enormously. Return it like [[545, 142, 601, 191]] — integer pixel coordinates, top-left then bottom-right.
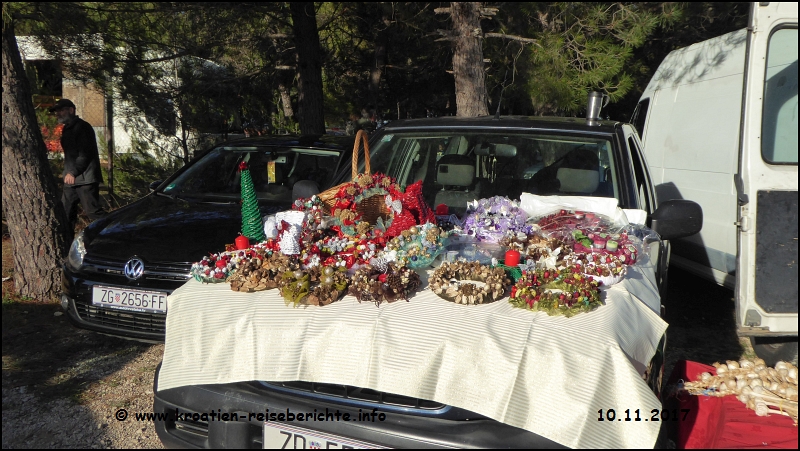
[[239, 162, 265, 242]]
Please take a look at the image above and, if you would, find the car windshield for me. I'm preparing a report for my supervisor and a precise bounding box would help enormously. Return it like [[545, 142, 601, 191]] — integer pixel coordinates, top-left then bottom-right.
[[161, 146, 342, 203], [365, 131, 618, 215]]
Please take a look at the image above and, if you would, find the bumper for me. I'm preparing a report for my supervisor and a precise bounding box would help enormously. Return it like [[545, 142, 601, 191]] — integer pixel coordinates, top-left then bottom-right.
[[153, 367, 565, 449], [61, 264, 176, 342]]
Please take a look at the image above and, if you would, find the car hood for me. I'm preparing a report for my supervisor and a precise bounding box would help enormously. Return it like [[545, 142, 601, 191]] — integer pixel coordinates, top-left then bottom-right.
[[84, 195, 251, 264]]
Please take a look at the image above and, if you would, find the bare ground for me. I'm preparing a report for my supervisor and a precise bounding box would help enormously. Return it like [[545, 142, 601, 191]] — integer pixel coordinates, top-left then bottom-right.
[[2, 236, 163, 449]]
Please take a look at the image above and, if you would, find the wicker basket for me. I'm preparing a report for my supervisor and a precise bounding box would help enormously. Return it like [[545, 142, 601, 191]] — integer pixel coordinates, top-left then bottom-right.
[[318, 130, 390, 225]]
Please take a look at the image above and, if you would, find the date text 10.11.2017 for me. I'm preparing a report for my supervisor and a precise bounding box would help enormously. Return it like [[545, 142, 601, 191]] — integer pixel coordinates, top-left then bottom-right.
[[597, 409, 690, 422]]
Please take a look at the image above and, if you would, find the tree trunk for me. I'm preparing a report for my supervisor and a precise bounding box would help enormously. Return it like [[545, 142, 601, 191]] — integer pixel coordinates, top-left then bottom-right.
[[277, 78, 294, 119], [450, 2, 488, 117], [290, 2, 325, 135], [2, 22, 69, 302], [369, 40, 386, 113], [369, 10, 389, 112]]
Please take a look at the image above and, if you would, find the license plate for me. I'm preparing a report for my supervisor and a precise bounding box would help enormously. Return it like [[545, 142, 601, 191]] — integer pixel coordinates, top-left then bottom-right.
[[92, 286, 168, 314], [263, 423, 386, 449]]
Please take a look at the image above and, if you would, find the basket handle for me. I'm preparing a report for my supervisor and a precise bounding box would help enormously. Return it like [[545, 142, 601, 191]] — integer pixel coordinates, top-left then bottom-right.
[[351, 130, 371, 180]]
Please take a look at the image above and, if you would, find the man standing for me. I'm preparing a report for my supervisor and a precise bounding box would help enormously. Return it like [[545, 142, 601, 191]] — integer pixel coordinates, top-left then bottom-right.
[[50, 99, 106, 227]]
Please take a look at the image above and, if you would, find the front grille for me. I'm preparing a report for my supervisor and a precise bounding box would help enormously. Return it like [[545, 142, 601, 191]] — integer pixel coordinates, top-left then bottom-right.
[[74, 300, 166, 334], [83, 255, 191, 282], [265, 381, 446, 411]]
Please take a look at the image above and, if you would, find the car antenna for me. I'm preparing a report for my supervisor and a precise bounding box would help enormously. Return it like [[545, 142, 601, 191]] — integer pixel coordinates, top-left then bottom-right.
[[494, 69, 509, 119]]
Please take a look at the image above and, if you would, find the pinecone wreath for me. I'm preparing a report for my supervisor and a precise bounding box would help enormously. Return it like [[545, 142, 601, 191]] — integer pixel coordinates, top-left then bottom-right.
[[348, 263, 421, 306]]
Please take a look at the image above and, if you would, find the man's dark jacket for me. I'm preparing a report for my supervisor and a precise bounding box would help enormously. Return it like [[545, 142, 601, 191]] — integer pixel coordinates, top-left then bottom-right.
[[61, 117, 103, 186]]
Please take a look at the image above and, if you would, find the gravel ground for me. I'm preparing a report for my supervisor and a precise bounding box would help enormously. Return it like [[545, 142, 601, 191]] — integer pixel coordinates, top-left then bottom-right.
[[2, 235, 754, 449], [1, 321, 165, 449]]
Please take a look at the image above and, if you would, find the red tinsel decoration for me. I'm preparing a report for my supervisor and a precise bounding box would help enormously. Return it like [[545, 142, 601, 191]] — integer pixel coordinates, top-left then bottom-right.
[[384, 180, 436, 238]]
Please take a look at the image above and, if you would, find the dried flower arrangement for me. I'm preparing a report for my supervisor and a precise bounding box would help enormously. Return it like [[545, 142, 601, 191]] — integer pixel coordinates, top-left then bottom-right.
[[682, 359, 798, 424], [522, 236, 571, 270], [429, 261, 511, 305], [347, 262, 421, 307]]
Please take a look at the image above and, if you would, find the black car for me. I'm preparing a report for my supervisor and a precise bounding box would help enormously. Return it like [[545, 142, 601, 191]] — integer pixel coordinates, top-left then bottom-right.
[[153, 116, 702, 448], [60, 135, 352, 341]]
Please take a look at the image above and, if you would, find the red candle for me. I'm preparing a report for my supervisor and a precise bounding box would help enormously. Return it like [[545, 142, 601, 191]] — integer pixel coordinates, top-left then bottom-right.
[[505, 249, 521, 267], [235, 234, 250, 250]]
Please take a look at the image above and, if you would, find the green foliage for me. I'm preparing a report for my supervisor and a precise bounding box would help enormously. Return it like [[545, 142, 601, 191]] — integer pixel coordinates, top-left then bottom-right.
[[480, 2, 666, 115], [11, 1, 748, 132], [107, 152, 179, 205]]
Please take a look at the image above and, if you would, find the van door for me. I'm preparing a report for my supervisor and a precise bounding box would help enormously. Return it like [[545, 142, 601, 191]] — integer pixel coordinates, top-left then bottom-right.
[[736, 3, 798, 347]]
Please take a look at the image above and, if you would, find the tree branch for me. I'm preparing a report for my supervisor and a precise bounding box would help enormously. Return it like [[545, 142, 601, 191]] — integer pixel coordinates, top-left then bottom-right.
[[484, 33, 540, 46]]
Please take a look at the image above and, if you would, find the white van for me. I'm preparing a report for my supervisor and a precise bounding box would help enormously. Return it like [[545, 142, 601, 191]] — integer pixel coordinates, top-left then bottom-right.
[[633, 2, 798, 364]]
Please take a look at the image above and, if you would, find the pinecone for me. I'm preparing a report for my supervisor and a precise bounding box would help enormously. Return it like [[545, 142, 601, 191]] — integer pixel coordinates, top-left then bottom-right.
[[386, 273, 402, 293]]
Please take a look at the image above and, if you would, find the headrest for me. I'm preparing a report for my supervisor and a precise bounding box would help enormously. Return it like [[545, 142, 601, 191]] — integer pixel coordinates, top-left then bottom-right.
[[556, 168, 600, 194], [437, 154, 474, 187], [292, 180, 320, 201]]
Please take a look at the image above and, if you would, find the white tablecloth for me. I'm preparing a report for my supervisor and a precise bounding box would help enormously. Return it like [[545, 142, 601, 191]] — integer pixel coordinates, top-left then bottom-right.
[[159, 255, 667, 449]]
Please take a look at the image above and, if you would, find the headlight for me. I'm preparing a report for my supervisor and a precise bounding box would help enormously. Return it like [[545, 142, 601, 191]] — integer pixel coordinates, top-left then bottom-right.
[[67, 231, 86, 270]]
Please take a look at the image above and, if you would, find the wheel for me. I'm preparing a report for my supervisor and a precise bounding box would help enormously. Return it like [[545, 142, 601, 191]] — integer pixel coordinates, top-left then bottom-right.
[[750, 337, 798, 367]]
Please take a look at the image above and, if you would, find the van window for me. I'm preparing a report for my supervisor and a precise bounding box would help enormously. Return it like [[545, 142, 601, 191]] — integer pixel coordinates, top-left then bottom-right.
[[762, 27, 798, 164], [632, 99, 650, 138], [628, 136, 654, 213]]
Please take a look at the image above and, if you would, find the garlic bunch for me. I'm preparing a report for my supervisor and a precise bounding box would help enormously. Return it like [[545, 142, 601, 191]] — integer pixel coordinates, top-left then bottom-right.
[[684, 359, 798, 424]]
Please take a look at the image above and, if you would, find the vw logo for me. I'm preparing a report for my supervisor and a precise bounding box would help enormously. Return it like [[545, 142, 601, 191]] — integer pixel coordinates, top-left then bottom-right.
[[124, 258, 145, 280]]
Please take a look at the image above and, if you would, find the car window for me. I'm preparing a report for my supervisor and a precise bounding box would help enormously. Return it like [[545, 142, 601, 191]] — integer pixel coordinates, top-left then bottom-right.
[[366, 131, 618, 214], [162, 146, 341, 202]]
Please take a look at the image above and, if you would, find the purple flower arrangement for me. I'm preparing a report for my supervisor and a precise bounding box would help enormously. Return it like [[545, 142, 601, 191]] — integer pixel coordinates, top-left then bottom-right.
[[462, 196, 530, 243]]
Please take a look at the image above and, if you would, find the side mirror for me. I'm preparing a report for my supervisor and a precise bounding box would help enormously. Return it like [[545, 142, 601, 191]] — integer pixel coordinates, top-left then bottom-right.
[[149, 180, 164, 192], [650, 199, 703, 241]]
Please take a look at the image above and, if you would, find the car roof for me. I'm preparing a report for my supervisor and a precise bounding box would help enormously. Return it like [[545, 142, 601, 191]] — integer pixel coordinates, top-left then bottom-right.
[[380, 115, 623, 134], [212, 134, 354, 151]]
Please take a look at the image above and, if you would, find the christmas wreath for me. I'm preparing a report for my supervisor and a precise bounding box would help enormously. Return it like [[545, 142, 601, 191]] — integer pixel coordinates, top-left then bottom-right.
[[564, 253, 627, 286], [429, 261, 511, 305], [382, 223, 449, 268], [228, 252, 299, 292], [347, 262, 421, 306], [279, 265, 350, 307], [463, 196, 530, 243], [509, 268, 602, 317]]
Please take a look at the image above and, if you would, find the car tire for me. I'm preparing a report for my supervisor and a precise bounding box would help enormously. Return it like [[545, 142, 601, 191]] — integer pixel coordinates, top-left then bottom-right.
[[750, 337, 798, 367], [645, 334, 666, 399]]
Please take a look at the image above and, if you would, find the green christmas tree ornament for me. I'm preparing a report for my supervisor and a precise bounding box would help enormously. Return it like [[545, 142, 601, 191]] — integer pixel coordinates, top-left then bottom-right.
[[239, 160, 266, 242]]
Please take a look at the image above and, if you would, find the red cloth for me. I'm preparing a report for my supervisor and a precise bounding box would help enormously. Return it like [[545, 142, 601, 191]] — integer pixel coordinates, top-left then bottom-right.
[[664, 360, 798, 449]]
